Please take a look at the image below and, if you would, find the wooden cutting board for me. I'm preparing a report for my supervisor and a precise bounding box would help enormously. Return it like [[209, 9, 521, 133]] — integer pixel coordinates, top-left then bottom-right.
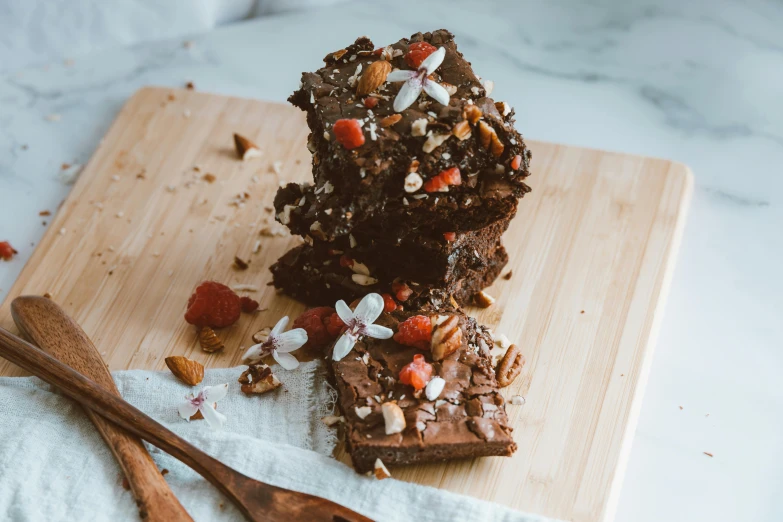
[[0, 87, 692, 522]]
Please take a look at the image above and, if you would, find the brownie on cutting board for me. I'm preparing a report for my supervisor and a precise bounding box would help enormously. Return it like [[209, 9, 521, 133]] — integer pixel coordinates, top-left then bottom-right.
[[280, 29, 532, 241], [326, 307, 517, 473]]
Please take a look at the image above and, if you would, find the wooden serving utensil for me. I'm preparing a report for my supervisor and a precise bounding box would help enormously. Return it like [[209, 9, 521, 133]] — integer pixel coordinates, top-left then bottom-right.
[[0, 324, 370, 522], [11, 296, 192, 522]]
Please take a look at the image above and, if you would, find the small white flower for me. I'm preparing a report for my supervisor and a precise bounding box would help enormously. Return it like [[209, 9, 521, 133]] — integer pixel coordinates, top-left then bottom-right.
[[387, 47, 450, 112], [332, 293, 393, 361], [242, 316, 307, 370], [178, 383, 229, 430]]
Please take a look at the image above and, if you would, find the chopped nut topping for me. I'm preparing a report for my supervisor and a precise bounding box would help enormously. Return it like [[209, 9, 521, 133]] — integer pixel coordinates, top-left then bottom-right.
[[404, 172, 423, 193], [374, 459, 392, 480], [381, 402, 406, 434], [411, 118, 428, 137]]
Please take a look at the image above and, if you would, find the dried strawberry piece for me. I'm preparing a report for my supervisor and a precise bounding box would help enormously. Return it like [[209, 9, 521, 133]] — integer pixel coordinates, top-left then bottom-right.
[[443, 232, 456, 242], [424, 167, 461, 193], [294, 306, 338, 349], [394, 315, 432, 350], [381, 293, 396, 313], [399, 354, 433, 391], [405, 42, 437, 69], [326, 312, 347, 337], [391, 280, 413, 302], [339, 254, 354, 268], [185, 282, 241, 328], [0, 241, 17, 261], [363, 97, 379, 109], [511, 154, 522, 170], [333, 119, 365, 149], [439, 167, 461, 186], [239, 296, 259, 313]]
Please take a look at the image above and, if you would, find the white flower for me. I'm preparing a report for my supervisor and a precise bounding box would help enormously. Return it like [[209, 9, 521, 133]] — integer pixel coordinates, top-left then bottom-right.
[[332, 293, 393, 361], [387, 47, 450, 112], [242, 316, 307, 370], [178, 383, 228, 430]]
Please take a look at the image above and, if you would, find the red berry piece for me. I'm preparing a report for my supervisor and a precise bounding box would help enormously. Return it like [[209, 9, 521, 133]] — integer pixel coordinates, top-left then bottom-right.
[[184, 281, 241, 328], [239, 296, 259, 313], [333, 119, 365, 149], [326, 312, 347, 337], [339, 254, 354, 268], [381, 293, 397, 313], [391, 280, 413, 302], [363, 97, 379, 109], [399, 354, 433, 391], [0, 241, 17, 261], [443, 232, 456, 242], [405, 42, 437, 69], [511, 154, 522, 170], [440, 167, 461, 186], [393, 315, 433, 350], [424, 167, 461, 193], [293, 306, 338, 349]]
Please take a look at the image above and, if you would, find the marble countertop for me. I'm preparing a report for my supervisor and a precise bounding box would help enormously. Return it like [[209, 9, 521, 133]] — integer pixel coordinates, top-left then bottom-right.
[[1, 0, 781, 520]]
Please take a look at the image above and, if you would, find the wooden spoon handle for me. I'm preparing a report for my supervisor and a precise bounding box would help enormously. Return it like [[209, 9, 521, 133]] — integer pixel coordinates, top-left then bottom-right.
[[0, 326, 260, 519], [11, 296, 192, 522]]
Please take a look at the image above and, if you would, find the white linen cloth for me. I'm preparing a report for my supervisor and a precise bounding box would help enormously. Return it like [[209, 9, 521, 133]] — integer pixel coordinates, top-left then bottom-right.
[[0, 361, 556, 522]]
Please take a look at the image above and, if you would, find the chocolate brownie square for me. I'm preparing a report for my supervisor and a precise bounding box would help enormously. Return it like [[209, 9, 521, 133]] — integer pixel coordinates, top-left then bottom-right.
[[281, 29, 532, 241], [270, 241, 508, 308], [325, 304, 517, 473]]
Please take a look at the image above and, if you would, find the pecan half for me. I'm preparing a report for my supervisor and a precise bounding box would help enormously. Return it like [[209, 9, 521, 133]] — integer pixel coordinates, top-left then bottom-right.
[[430, 315, 462, 361], [496, 344, 524, 387], [238, 364, 281, 395]]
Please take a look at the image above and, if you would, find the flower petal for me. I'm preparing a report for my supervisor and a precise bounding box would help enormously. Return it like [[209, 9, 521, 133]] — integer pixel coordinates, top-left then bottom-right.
[[335, 300, 354, 324], [423, 80, 450, 107], [386, 69, 416, 82], [354, 293, 384, 324], [203, 383, 228, 402], [364, 324, 394, 340], [332, 333, 356, 361], [199, 403, 227, 430], [420, 47, 446, 74], [275, 328, 308, 352], [242, 344, 264, 363], [271, 315, 289, 337], [393, 80, 423, 112], [178, 401, 198, 421], [273, 350, 300, 370]]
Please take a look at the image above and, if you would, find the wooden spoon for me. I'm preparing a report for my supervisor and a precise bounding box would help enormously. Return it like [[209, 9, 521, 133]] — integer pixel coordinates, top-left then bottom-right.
[[11, 296, 192, 522], [0, 327, 370, 522]]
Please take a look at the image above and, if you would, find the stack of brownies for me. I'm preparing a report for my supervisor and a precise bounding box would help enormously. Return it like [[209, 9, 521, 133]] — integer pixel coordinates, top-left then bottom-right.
[[271, 29, 532, 310]]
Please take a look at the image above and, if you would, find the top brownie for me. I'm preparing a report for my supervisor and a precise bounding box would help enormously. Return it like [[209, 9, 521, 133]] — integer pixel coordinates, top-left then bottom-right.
[[284, 29, 532, 241]]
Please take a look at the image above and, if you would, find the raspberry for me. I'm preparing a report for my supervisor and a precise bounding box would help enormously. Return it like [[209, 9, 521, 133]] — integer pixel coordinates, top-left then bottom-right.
[[184, 281, 241, 328], [0, 241, 17, 261], [363, 97, 379, 109], [293, 307, 338, 349], [511, 154, 522, 170], [239, 296, 259, 313], [405, 42, 437, 69], [381, 293, 396, 313], [443, 232, 456, 242], [424, 167, 461, 193], [391, 280, 413, 302], [393, 315, 432, 350], [326, 312, 347, 337], [399, 354, 433, 391], [333, 119, 365, 149]]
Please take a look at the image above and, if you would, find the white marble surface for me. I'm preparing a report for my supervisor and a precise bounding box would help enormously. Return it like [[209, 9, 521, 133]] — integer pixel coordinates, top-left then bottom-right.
[[0, 0, 781, 520]]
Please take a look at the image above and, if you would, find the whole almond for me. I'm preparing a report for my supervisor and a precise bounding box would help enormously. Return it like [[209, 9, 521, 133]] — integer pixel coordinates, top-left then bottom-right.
[[464, 105, 482, 124], [165, 356, 204, 386], [379, 113, 402, 128], [430, 315, 462, 361], [357, 60, 392, 95], [452, 120, 472, 141]]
